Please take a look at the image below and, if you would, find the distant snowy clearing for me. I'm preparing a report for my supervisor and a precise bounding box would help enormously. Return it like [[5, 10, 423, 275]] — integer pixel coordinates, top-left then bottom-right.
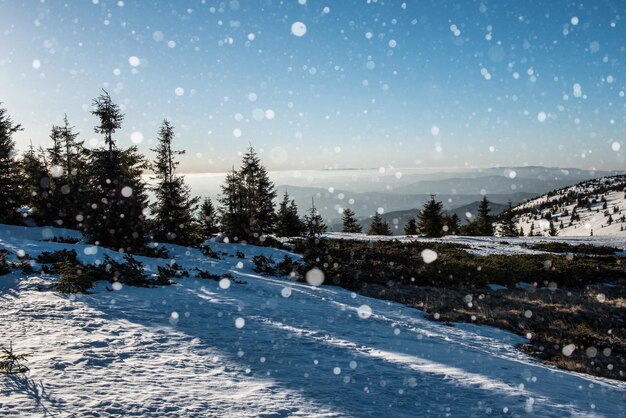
[[1, 225, 625, 417], [322, 232, 626, 256]]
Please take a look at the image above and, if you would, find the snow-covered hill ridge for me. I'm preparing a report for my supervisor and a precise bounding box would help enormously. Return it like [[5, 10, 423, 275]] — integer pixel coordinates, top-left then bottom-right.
[[511, 175, 626, 237], [1, 225, 626, 417]]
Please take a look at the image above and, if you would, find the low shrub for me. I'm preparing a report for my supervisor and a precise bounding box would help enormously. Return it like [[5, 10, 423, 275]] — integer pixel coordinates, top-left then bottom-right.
[[252, 255, 276, 275], [276, 255, 302, 277], [201, 245, 221, 259], [0, 251, 10, 276], [52, 261, 97, 293], [0, 343, 30, 374], [36, 249, 78, 265]]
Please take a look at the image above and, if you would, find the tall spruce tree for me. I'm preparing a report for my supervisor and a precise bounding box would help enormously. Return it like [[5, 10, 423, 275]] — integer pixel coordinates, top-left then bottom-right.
[[304, 199, 327, 238], [239, 146, 276, 239], [45, 124, 65, 226], [83, 91, 148, 252], [367, 212, 392, 236], [341, 208, 362, 233], [0, 104, 24, 224], [198, 197, 219, 238], [476, 196, 494, 236], [20, 143, 50, 224], [150, 120, 199, 245], [499, 201, 518, 237], [218, 147, 277, 243], [218, 167, 247, 242], [58, 115, 87, 229], [275, 192, 305, 237], [417, 195, 445, 237]]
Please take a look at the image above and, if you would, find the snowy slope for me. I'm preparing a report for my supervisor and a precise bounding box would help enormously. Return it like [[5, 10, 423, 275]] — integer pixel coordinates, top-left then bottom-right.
[[1, 225, 626, 417], [511, 175, 626, 237]]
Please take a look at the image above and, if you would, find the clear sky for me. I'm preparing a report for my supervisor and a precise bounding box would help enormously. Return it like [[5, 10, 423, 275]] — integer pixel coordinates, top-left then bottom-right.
[[0, 0, 625, 173]]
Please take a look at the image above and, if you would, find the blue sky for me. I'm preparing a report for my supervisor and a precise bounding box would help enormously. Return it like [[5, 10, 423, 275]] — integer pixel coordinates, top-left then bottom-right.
[[0, 0, 625, 172]]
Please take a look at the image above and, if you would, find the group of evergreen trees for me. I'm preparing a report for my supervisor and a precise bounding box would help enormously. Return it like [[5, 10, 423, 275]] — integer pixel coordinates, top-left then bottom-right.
[[1, 96, 522, 247], [0, 96, 330, 249]]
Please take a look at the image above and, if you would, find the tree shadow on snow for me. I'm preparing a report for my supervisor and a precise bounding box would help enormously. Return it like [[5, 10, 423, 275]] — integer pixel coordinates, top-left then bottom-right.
[[1, 373, 63, 417]]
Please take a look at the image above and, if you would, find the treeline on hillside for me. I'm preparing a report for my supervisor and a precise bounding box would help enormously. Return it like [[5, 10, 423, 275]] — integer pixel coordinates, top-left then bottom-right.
[[2, 95, 523, 248], [0, 94, 330, 251]]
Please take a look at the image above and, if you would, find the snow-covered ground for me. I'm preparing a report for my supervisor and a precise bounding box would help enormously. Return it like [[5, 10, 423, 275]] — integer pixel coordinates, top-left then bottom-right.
[[512, 176, 626, 237], [321, 231, 626, 256], [1, 225, 626, 417]]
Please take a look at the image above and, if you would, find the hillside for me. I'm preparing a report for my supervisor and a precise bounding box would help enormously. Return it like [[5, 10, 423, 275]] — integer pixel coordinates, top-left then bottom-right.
[[511, 175, 626, 237], [2, 225, 625, 416]]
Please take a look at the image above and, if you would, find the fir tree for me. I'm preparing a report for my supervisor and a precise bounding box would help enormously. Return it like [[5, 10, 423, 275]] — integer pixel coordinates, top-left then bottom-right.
[[44, 124, 65, 226], [341, 208, 362, 233], [368, 212, 392, 236], [0, 104, 24, 224], [58, 115, 87, 229], [198, 197, 219, 238], [150, 120, 199, 246], [218, 167, 247, 242], [218, 147, 277, 243], [476, 196, 494, 236], [275, 192, 305, 237], [548, 220, 558, 236], [404, 218, 418, 235], [83, 92, 148, 252], [444, 213, 461, 235], [417, 195, 444, 237], [499, 201, 518, 237], [304, 199, 326, 238], [20, 143, 50, 224], [239, 146, 276, 240]]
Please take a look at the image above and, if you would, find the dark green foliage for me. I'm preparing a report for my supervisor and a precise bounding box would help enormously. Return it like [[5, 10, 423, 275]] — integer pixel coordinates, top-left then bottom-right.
[[36, 249, 78, 265], [150, 120, 199, 246], [475, 196, 494, 236], [198, 197, 219, 238], [218, 147, 276, 243], [548, 220, 558, 236], [200, 244, 221, 259], [0, 104, 24, 224], [294, 239, 624, 291], [83, 147, 149, 252], [304, 202, 327, 238], [20, 144, 50, 224], [444, 213, 461, 235], [528, 242, 620, 255], [95, 254, 165, 287], [367, 212, 392, 236], [82, 91, 148, 252], [0, 343, 30, 374], [55, 115, 88, 229], [252, 254, 276, 275], [0, 251, 10, 276], [341, 208, 362, 233], [275, 192, 305, 237], [499, 201, 518, 237], [403, 218, 418, 235], [417, 195, 444, 237], [157, 263, 189, 281], [276, 255, 302, 277], [53, 261, 97, 294], [193, 268, 246, 284], [194, 268, 222, 281]]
